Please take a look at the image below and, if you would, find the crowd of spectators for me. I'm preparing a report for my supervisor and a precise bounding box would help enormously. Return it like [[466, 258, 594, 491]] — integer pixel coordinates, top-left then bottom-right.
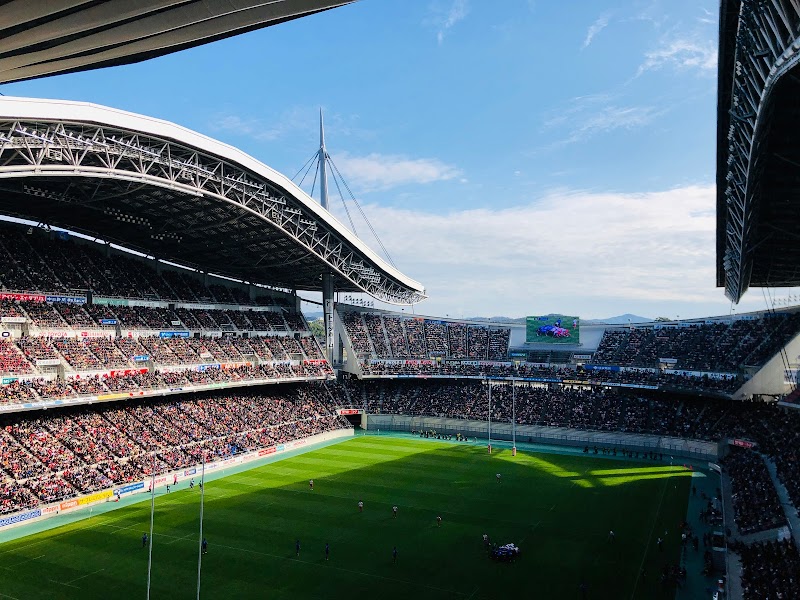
[[51, 338, 103, 370], [3, 300, 305, 333], [53, 304, 94, 328], [424, 321, 448, 355], [18, 301, 66, 328], [0, 360, 332, 405], [341, 311, 512, 362], [592, 314, 800, 372], [364, 314, 390, 356], [85, 337, 130, 368], [382, 314, 408, 357], [342, 312, 372, 355], [467, 326, 488, 359], [0, 333, 325, 377], [723, 448, 787, 535], [360, 360, 741, 395], [0, 224, 297, 306], [448, 322, 467, 358], [733, 539, 800, 600], [404, 319, 427, 358], [0, 339, 33, 375], [16, 337, 60, 363], [487, 328, 510, 360], [0, 383, 351, 513]]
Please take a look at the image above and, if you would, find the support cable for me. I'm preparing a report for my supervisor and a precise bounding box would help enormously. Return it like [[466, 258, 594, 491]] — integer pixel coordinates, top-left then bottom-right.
[[327, 155, 397, 268], [328, 158, 358, 235], [291, 151, 318, 184], [309, 160, 319, 199]]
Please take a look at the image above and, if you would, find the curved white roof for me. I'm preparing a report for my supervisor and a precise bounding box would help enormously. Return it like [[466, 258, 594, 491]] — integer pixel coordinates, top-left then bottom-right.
[[0, 96, 425, 299]]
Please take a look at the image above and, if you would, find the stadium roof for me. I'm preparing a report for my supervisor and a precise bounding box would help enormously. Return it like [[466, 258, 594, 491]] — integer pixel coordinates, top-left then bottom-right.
[[0, 96, 426, 305], [0, 0, 355, 84], [716, 0, 800, 302]]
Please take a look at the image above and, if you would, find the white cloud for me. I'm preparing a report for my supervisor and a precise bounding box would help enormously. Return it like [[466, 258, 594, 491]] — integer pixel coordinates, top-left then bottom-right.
[[425, 0, 469, 45], [333, 152, 461, 192], [569, 105, 659, 140], [582, 14, 610, 49], [543, 94, 662, 146], [333, 185, 735, 318], [697, 7, 716, 25], [638, 38, 718, 76]]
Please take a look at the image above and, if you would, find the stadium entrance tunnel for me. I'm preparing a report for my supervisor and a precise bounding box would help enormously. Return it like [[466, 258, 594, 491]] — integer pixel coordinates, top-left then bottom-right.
[[342, 414, 363, 428]]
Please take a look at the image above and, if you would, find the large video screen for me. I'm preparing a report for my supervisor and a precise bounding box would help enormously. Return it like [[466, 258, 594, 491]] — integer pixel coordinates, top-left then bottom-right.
[[526, 315, 579, 344]]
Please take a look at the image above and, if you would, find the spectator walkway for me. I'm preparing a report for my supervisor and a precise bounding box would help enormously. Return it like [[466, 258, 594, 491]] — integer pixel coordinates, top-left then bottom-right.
[[677, 464, 726, 600], [762, 455, 800, 553]]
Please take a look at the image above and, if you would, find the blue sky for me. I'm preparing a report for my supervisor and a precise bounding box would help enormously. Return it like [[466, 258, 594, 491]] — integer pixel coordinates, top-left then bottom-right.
[[3, 0, 797, 319]]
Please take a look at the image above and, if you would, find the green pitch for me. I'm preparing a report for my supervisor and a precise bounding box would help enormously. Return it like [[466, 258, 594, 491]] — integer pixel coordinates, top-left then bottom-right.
[[0, 436, 692, 599]]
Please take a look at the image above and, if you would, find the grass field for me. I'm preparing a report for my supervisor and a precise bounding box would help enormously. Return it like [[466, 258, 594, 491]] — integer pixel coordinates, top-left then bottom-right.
[[0, 436, 693, 599]]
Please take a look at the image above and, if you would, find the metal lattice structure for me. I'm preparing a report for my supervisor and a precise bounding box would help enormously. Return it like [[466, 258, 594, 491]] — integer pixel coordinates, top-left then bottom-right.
[[0, 0, 355, 84], [0, 97, 426, 305], [717, 0, 800, 302]]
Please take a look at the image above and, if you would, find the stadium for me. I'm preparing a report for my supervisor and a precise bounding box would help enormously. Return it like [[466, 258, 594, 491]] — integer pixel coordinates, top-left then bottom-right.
[[0, 1, 798, 599]]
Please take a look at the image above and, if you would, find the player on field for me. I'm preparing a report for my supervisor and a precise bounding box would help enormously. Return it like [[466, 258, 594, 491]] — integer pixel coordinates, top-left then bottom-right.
[[309, 479, 314, 491], [436, 515, 442, 527], [142, 532, 148, 548], [296, 539, 301, 557], [202, 537, 208, 554], [392, 546, 397, 564], [325, 542, 330, 561], [189, 478, 194, 490], [496, 473, 502, 483], [392, 505, 398, 518], [358, 500, 364, 513]]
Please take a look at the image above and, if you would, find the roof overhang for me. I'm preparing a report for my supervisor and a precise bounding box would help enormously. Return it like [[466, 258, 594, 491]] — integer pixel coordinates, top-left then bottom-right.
[[716, 0, 800, 302], [0, 0, 356, 84], [0, 96, 426, 305]]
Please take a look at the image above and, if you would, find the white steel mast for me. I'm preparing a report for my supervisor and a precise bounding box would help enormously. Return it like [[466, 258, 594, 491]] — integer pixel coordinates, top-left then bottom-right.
[[319, 110, 336, 362]]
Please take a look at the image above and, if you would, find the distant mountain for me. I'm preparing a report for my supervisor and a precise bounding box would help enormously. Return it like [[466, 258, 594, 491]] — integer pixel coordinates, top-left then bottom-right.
[[464, 316, 525, 324], [584, 314, 653, 325], [304, 311, 323, 321]]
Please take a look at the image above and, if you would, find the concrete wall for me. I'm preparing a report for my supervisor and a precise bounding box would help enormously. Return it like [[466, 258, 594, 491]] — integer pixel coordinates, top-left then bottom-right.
[[733, 331, 800, 399], [366, 414, 719, 460]]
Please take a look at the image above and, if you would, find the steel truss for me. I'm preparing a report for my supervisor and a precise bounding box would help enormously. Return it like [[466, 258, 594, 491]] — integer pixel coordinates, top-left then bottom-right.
[[0, 118, 426, 305], [722, 0, 800, 302]]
